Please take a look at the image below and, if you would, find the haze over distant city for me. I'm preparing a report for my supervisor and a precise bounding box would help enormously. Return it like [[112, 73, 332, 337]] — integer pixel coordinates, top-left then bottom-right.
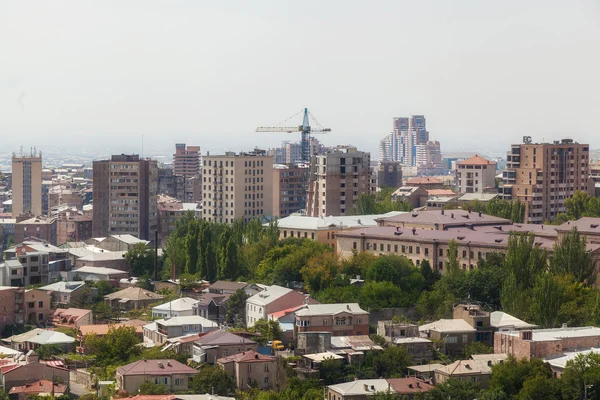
[[1, 1, 599, 158]]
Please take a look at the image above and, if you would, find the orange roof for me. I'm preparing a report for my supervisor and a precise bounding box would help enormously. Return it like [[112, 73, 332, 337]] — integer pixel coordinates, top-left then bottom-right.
[[457, 155, 496, 166], [427, 189, 456, 197], [9, 380, 67, 395], [53, 308, 92, 324], [79, 323, 144, 336]]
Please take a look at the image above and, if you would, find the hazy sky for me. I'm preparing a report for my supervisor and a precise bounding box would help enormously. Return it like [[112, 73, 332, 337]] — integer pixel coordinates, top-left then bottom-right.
[[1, 1, 599, 158]]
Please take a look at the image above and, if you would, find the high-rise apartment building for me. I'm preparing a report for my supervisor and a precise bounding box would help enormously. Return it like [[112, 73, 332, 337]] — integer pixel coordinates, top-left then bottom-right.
[[92, 154, 158, 240], [379, 115, 429, 165], [173, 144, 201, 178], [267, 138, 327, 166], [456, 155, 497, 194], [272, 164, 308, 217], [306, 146, 375, 217], [201, 150, 274, 224], [12, 151, 43, 217], [173, 144, 201, 203], [499, 138, 590, 223], [415, 141, 446, 175]]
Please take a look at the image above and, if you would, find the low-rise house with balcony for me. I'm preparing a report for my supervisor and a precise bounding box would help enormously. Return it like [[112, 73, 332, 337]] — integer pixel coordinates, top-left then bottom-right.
[[105, 287, 164, 311], [152, 297, 199, 319], [419, 319, 476, 357], [192, 329, 259, 364], [377, 320, 419, 342], [116, 359, 197, 394], [246, 285, 318, 327], [9, 379, 67, 400], [295, 303, 369, 337], [3, 242, 71, 286], [217, 350, 276, 390], [24, 289, 51, 325], [393, 337, 434, 365], [143, 316, 218, 346], [39, 281, 91, 308], [453, 303, 492, 346], [52, 308, 93, 329]]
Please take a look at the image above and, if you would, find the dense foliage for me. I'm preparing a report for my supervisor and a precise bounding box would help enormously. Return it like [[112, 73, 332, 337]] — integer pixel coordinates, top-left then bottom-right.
[[445, 198, 526, 223], [352, 187, 414, 215]]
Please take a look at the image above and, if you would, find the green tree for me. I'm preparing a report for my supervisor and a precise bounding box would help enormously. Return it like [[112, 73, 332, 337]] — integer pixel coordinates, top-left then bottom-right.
[[35, 344, 62, 360], [529, 274, 565, 328], [462, 342, 493, 359], [138, 381, 170, 395], [446, 240, 460, 273], [319, 358, 344, 385], [360, 281, 412, 310], [251, 319, 283, 344], [514, 375, 562, 400], [564, 190, 600, 219], [190, 365, 236, 396], [550, 227, 595, 284], [488, 356, 552, 398], [83, 326, 142, 366], [225, 289, 249, 327], [561, 352, 600, 400], [300, 252, 340, 294], [365, 345, 412, 378], [125, 243, 155, 277], [424, 378, 481, 400]]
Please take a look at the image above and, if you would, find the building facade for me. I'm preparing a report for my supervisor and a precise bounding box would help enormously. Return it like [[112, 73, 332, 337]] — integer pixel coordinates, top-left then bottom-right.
[[201, 150, 274, 224], [378, 115, 428, 165], [456, 155, 497, 194], [499, 138, 590, 223], [173, 144, 201, 203], [92, 154, 158, 240], [295, 304, 369, 337], [306, 146, 375, 217], [12, 152, 42, 217], [272, 164, 308, 217], [377, 161, 403, 189]]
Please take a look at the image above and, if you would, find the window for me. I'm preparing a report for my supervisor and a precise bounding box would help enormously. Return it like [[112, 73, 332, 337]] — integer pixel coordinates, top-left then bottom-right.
[[264, 377, 269, 384], [264, 364, 269, 372], [353, 242, 357, 250], [38, 313, 44, 321], [175, 378, 184, 386], [38, 301, 43, 308], [323, 320, 328, 326], [445, 336, 458, 344], [27, 302, 34, 308], [462, 334, 468, 343]]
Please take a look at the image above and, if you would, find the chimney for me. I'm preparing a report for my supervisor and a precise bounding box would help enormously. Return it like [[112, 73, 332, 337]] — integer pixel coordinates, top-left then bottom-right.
[[363, 384, 369, 392], [412, 227, 416, 235], [478, 212, 482, 217], [451, 213, 454, 219], [562, 323, 568, 329], [441, 209, 444, 215], [347, 304, 351, 311]]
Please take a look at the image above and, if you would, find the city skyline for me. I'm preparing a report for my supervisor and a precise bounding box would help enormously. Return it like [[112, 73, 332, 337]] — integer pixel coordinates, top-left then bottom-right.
[[1, 1, 599, 158]]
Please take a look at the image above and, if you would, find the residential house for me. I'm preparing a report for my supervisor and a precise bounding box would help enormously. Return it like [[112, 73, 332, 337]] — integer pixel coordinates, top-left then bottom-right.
[[386, 378, 434, 398], [206, 281, 248, 295], [65, 266, 129, 282], [5, 329, 75, 353], [192, 330, 259, 364], [193, 293, 231, 324], [393, 337, 434, 365], [453, 303, 493, 346], [434, 354, 508, 388], [3, 241, 71, 285], [391, 187, 428, 209], [143, 316, 218, 346], [104, 287, 164, 311], [490, 311, 537, 332], [329, 336, 383, 365], [39, 281, 90, 308], [217, 350, 277, 390], [297, 352, 344, 378], [119, 395, 235, 400], [268, 305, 306, 345], [52, 308, 93, 329], [377, 320, 419, 342], [24, 289, 51, 325], [9, 379, 68, 400], [418, 319, 476, 357], [246, 285, 318, 327], [116, 359, 197, 394], [152, 298, 199, 319], [14, 217, 57, 245], [0, 355, 70, 391], [494, 326, 600, 361], [0, 287, 24, 332], [94, 234, 150, 252], [544, 347, 600, 378], [295, 303, 369, 338], [327, 379, 392, 400]]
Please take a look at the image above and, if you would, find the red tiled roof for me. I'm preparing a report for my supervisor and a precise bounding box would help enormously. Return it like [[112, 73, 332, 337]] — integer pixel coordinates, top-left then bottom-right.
[[9, 380, 67, 395], [457, 155, 496, 166], [268, 304, 306, 320], [217, 350, 275, 364], [1, 365, 19, 373], [386, 377, 433, 394]]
